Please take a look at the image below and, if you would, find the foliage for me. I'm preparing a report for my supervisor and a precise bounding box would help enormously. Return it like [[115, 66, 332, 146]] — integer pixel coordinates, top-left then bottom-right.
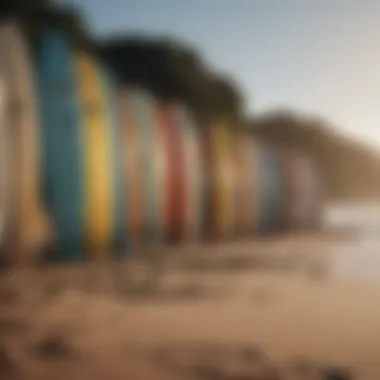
[[0, 0, 92, 49], [97, 36, 243, 127]]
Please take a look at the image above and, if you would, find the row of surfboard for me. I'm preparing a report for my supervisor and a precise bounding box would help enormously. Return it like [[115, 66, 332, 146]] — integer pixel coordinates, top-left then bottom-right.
[[0, 20, 322, 263]]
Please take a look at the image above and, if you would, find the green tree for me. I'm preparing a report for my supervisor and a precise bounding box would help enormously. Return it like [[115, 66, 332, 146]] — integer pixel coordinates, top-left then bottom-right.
[[0, 0, 92, 49], [98, 36, 243, 129]]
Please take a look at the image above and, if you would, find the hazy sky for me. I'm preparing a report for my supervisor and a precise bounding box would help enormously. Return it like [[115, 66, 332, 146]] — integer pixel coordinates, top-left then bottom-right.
[[58, 0, 380, 147]]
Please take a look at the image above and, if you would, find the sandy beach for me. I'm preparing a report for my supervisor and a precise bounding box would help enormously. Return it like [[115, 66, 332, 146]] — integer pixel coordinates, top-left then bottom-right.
[[0, 222, 379, 379]]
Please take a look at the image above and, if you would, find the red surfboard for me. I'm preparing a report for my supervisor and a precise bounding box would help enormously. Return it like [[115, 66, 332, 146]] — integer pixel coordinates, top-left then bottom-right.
[[156, 103, 187, 244]]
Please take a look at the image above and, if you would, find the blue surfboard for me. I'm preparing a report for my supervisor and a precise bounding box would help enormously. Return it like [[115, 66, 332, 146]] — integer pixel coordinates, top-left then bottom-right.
[[36, 29, 84, 259], [257, 144, 283, 233]]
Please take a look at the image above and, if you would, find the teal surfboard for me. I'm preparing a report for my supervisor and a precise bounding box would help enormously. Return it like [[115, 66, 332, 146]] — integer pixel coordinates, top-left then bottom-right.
[[36, 29, 84, 259]]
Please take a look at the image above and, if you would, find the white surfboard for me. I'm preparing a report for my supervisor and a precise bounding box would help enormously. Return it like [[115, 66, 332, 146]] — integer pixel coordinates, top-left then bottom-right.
[[0, 20, 51, 264]]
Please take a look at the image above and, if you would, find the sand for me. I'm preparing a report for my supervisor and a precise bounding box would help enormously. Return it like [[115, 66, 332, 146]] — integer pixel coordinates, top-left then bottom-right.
[[0, 231, 377, 379]]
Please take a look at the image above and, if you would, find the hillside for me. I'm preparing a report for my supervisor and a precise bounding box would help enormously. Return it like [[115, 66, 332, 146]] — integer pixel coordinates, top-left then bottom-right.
[[250, 111, 380, 200]]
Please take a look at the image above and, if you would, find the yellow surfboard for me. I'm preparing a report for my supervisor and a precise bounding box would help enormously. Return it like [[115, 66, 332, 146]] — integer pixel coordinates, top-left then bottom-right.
[[210, 120, 236, 238], [75, 52, 114, 257]]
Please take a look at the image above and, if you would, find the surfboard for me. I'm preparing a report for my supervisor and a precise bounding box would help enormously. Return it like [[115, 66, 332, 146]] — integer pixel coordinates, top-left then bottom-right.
[[36, 28, 84, 259], [0, 78, 9, 254], [119, 90, 144, 246], [152, 101, 167, 246], [282, 149, 301, 230], [304, 158, 323, 229], [234, 135, 256, 237], [176, 105, 204, 242], [257, 143, 284, 233], [0, 20, 50, 263], [133, 91, 163, 244], [157, 103, 186, 244], [290, 154, 322, 230], [200, 125, 214, 241], [209, 121, 236, 239], [75, 52, 116, 257], [291, 154, 305, 229], [99, 66, 126, 254], [247, 138, 262, 235]]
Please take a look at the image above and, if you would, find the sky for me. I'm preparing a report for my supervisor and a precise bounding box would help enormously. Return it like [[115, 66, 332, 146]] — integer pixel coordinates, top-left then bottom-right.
[[58, 0, 380, 148]]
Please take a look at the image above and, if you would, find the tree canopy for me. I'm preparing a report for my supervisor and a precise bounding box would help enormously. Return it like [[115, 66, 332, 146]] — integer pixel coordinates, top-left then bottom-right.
[[0, 0, 92, 49], [97, 36, 243, 127]]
